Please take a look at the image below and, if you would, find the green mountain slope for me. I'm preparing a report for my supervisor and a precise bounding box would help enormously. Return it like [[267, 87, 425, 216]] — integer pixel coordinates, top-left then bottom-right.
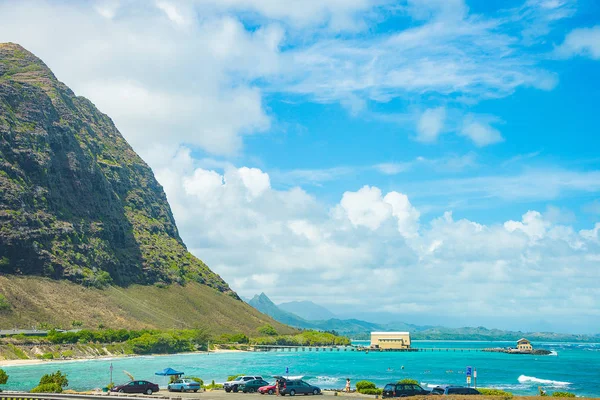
[[0, 276, 296, 334], [0, 43, 229, 292]]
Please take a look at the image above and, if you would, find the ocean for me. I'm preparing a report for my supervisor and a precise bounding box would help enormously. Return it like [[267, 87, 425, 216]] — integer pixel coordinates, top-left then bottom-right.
[[2, 341, 599, 397]]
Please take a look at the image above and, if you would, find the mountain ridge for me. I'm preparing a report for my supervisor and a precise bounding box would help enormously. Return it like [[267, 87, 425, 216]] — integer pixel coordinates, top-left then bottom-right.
[[248, 293, 600, 341], [0, 42, 232, 294]]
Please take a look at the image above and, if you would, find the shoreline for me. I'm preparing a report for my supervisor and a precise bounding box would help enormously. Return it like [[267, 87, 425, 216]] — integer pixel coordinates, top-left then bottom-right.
[[0, 348, 243, 368]]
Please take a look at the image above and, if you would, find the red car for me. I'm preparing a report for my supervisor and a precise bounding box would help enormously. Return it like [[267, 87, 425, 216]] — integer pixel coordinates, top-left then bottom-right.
[[258, 383, 277, 395]]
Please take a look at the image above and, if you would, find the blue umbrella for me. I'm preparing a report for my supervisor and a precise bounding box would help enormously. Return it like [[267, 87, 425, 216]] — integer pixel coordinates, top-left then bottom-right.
[[155, 367, 185, 376]]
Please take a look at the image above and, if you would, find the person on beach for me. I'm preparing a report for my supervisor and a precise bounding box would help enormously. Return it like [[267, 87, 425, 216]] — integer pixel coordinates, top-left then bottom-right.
[[345, 378, 351, 393]]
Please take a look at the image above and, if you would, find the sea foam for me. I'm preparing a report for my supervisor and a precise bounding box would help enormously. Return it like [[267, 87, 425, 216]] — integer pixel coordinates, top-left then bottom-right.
[[518, 375, 571, 387]]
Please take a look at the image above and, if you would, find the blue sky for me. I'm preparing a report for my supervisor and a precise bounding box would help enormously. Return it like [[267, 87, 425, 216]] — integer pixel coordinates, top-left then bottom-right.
[[1, 0, 600, 333]]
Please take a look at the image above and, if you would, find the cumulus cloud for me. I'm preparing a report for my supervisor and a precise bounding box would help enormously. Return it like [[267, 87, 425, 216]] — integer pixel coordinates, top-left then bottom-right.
[[151, 155, 600, 329], [556, 26, 600, 59]]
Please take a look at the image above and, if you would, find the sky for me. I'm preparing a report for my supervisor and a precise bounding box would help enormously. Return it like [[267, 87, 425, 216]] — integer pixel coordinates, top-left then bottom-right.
[[1, 0, 600, 334]]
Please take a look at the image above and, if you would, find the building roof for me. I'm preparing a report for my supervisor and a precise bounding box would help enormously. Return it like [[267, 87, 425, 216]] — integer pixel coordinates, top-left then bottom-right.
[[517, 338, 530, 343], [371, 332, 410, 335]]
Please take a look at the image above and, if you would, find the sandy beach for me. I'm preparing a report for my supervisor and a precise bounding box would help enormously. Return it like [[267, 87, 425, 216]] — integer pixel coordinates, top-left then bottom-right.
[[0, 349, 241, 368]]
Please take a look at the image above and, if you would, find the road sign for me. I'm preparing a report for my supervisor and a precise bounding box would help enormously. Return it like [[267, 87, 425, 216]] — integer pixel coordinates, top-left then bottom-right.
[[467, 376, 471, 384], [466, 366, 472, 376], [286, 367, 289, 374]]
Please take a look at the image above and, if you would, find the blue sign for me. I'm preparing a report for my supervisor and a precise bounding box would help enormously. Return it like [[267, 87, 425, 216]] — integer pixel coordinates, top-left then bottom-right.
[[286, 367, 289, 374], [466, 366, 472, 376]]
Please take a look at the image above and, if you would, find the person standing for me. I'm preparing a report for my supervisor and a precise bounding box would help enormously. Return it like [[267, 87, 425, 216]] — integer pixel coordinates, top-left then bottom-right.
[[345, 378, 351, 393]]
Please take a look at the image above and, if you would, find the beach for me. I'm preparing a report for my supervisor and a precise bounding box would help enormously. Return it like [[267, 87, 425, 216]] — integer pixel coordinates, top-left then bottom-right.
[[1, 341, 597, 397]]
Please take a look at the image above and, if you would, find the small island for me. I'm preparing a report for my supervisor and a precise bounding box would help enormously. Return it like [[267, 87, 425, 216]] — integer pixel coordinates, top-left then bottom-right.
[[482, 338, 552, 355]]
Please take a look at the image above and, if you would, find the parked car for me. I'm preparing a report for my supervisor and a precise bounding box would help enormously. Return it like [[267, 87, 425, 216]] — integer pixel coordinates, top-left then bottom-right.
[[111, 380, 160, 395], [168, 378, 202, 392], [225, 376, 264, 392], [430, 386, 480, 395], [280, 379, 321, 396], [240, 379, 271, 393], [258, 382, 277, 395], [382, 383, 430, 397]]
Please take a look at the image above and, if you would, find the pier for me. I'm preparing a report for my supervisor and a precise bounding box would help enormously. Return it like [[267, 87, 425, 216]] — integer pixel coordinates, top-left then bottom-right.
[[250, 345, 483, 352]]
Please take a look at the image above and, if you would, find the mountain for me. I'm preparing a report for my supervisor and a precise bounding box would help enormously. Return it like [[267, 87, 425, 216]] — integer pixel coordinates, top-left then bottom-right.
[[0, 43, 230, 291], [247, 293, 600, 342], [248, 293, 313, 328], [278, 300, 337, 320], [0, 43, 294, 334]]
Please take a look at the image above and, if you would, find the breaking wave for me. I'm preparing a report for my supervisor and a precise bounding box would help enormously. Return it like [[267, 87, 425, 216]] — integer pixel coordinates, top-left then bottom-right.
[[518, 375, 571, 387]]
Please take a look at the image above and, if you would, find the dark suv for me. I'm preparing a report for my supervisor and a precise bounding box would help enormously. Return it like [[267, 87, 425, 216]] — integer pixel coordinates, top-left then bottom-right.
[[431, 386, 480, 395], [280, 379, 322, 396], [382, 383, 430, 397]]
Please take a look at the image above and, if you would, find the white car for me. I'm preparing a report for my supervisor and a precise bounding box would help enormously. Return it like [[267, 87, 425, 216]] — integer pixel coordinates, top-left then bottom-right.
[[224, 376, 263, 393]]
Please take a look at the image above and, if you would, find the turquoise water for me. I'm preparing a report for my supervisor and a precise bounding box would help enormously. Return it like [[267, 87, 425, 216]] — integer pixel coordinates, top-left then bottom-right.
[[2, 341, 599, 397]]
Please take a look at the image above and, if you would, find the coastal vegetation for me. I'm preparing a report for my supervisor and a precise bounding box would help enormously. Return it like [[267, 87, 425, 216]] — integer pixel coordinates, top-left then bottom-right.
[[0, 368, 8, 391], [0, 327, 351, 361], [30, 371, 68, 393], [355, 380, 382, 395], [552, 392, 576, 398], [477, 388, 514, 398]]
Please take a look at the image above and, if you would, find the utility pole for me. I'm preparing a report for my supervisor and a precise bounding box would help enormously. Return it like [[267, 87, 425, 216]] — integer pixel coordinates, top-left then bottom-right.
[[110, 363, 113, 385]]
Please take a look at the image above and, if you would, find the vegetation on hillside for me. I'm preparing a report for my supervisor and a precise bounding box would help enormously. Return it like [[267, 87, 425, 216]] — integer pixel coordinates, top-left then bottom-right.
[[0, 368, 8, 392], [0, 277, 294, 334], [0, 42, 233, 295]]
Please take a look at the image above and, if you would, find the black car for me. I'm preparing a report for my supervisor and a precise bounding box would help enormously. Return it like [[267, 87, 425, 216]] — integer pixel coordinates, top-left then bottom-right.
[[430, 386, 480, 395], [112, 380, 160, 395], [280, 380, 321, 396], [240, 379, 271, 393], [382, 383, 430, 397]]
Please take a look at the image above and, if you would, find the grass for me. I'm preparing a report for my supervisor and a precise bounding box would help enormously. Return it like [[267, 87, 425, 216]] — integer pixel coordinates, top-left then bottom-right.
[[0, 276, 296, 335]]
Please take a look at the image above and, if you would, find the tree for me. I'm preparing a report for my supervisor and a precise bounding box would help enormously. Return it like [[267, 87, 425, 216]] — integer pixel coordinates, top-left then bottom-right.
[[258, 324, 278, 336], [0, 368, 9, 391], [39, 370, 69, 388]]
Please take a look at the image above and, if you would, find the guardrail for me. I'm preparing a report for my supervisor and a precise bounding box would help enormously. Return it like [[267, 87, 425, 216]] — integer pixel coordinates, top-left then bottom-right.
[[0, 392, 171, 400]]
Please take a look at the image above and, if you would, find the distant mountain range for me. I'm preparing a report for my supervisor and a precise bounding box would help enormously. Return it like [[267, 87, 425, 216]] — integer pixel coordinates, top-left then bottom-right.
[[248, 293, 600, 342]]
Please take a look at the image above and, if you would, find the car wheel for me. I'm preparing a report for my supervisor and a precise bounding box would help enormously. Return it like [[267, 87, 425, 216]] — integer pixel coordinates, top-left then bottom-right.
[[233, 385, 239, 393], [118, 389, 124, 393], [226, 388, 232, 393], [290, 390, 296, 396], [268, 389, 274, 395], [313, 390, 318, 395], [194, 390, 199, 393], [146, 388, 153, 395], [168, 387, 172, 392]]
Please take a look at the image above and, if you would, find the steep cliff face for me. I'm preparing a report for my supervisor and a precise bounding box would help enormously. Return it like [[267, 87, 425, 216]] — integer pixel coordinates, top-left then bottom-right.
[[0, 43, 232, 295]]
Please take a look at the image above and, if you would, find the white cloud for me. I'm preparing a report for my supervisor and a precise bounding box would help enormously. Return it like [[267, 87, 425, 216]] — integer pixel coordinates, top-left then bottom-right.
[[459, 114, 504, 147], [504, 210, 550, 240], [556, 26, 600, 60], [154, 157, 600, 328], [156, 1, 190, 26], [416, 107, 446, 143]]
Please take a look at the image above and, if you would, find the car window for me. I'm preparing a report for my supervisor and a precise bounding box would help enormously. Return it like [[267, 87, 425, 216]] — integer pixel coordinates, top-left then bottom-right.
[[128, 382, 136, 386], [384, 384, 395, 391]]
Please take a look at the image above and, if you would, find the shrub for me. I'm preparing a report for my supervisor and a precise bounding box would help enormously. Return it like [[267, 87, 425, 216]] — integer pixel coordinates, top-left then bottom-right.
[[0, 294, 10, 311], [0, 368, 8, 390], [552, 392, 576, 398], [477, 388, 513, 398], [397, 379, 419, 385], [258, 324, 278, 336], [31, 383, 63, 393], [39, 370, 68, 388], [356, 381, 377, 391], [360, 388, 383, 395], [205, 380, 223, 390]]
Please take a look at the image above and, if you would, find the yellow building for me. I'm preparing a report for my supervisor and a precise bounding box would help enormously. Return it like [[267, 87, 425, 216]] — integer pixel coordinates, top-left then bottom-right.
[[516, 338, 533, 352], [370, 332, 411, 350]]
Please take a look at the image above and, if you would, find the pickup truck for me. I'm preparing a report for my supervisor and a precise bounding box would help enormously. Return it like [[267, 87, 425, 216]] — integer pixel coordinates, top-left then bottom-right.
[[224, 376, 264, 393]]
